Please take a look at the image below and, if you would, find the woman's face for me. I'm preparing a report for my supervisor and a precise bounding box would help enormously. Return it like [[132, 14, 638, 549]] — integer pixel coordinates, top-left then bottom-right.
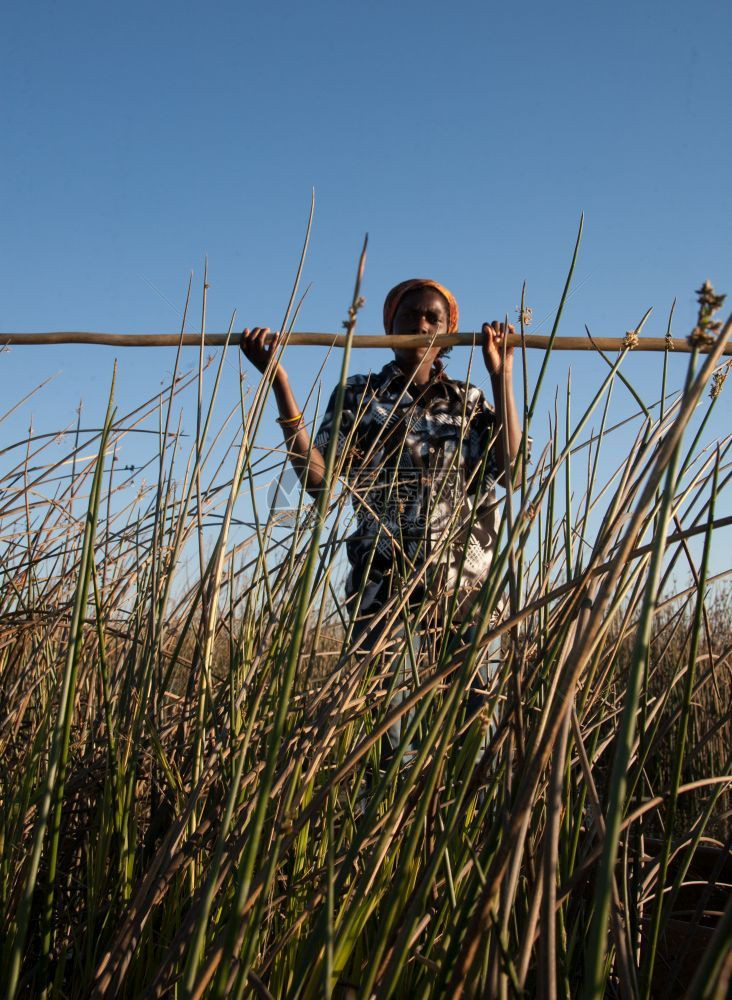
[[390, 286, 449, 371]]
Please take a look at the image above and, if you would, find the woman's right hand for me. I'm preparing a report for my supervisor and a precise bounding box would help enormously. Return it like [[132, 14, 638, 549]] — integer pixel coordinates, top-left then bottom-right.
[[240, 327, 286, 380]]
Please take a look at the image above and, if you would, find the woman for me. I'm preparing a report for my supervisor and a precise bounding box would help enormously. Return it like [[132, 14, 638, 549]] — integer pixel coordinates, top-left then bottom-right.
[[241, 279, 525, 757]]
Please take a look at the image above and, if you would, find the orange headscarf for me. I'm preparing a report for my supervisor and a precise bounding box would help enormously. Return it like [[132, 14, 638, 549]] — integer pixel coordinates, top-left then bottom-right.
[[383, 279, 459, 334]]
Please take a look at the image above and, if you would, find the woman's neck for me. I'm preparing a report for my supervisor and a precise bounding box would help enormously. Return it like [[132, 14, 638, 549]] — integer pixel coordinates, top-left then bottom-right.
[[394, 355, 443, 387]]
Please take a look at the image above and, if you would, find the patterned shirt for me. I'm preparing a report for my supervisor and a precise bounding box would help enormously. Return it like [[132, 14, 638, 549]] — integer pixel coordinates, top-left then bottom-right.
[[314, 360, 513, 620]]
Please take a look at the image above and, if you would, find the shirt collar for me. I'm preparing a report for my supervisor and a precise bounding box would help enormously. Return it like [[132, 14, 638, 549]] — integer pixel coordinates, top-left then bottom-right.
[[378, 359, 463, 400]]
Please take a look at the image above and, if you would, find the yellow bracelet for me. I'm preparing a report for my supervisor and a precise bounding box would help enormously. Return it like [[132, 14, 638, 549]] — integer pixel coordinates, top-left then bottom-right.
[[277, 411, 303, 426]]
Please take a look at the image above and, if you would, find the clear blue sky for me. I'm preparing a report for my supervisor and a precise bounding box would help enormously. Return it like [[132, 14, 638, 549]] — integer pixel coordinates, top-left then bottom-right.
[[2, 0, 730, 569]]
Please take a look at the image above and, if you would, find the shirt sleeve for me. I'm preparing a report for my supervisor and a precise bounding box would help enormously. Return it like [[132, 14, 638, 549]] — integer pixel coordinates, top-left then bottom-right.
[[313, 375, 365, 460]]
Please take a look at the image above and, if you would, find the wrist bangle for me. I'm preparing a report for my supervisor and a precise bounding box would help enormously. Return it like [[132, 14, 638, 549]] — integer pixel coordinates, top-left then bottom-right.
[[277, 411, 303, 427]]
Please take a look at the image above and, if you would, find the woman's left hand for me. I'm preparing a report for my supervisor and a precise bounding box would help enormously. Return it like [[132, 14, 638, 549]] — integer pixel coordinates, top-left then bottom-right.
[[482, 321, 515, 378]]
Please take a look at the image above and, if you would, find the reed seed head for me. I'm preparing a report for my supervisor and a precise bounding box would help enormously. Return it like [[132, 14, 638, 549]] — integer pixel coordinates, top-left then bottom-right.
[[689, 279, 727, 346], [709, 360, 730, 400], [516, 305, 533, 327]]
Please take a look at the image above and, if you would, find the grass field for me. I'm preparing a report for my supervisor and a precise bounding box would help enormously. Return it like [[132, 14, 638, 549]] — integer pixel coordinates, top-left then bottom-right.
[[1, 251, 731, 998]]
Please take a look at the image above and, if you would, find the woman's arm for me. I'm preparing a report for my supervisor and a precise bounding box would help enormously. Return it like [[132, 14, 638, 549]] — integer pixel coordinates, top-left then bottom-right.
[[482, 321, 524, 485], [240, 327, 326, 497]]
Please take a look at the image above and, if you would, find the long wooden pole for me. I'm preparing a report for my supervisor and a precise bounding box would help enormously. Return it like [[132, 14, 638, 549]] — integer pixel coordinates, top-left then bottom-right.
[[1, 331, 731, 355]]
